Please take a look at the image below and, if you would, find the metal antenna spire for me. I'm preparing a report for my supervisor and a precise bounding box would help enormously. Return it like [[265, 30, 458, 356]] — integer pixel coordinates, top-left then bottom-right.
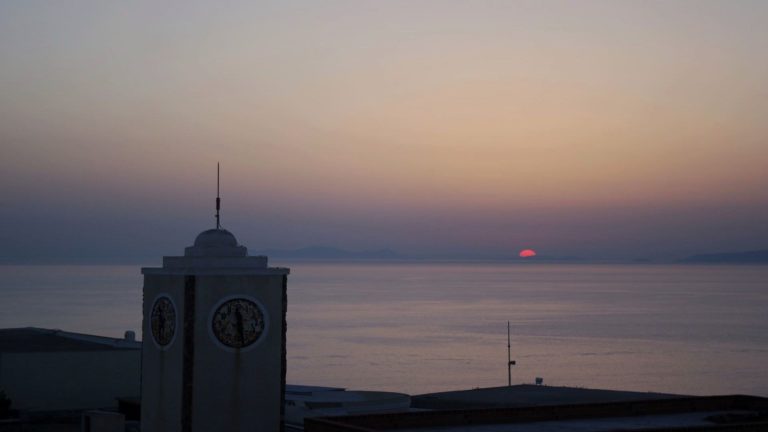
[[507, 321, 516, 387], [215, 163, 221, 229]]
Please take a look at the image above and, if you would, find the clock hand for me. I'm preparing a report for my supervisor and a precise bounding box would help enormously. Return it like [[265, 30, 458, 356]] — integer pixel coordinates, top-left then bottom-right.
[[235, 306, 245, 346], [158, 310, 166, 336]]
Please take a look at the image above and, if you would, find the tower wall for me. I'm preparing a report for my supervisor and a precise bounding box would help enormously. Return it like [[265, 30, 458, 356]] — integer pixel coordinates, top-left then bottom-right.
[[141, 230, 289, 432], [141, 275, 185, 431]]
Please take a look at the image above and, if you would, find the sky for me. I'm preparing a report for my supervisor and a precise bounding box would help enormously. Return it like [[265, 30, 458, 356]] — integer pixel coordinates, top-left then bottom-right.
[[1, 1, 767, 262]]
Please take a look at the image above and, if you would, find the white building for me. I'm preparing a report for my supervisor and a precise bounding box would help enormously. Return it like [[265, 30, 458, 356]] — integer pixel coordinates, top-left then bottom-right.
[[141, 228, 290, 432], [0, 327, 140, 412]]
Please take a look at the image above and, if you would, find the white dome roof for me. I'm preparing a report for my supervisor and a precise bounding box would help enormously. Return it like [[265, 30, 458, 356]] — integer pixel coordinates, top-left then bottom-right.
[[184, 228, 247, 257], [193, 229, 238, 248]]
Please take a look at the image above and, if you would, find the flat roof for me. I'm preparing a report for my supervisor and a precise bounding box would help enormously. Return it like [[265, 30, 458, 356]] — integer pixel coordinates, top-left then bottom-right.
[[0, 327, 140, 353], [306, 395, 768, 432], [396, 411, 749, 432], [287, 385, 347, 395], [413, 385, 682, 410]]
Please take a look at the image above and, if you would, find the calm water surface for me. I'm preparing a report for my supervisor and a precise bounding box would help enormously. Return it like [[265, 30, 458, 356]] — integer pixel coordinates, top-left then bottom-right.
[[1, 263, 766, 396]]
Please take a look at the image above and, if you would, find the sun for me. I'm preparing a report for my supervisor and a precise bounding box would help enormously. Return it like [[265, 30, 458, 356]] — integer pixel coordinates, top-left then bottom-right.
[[519, 249, 537, 258]]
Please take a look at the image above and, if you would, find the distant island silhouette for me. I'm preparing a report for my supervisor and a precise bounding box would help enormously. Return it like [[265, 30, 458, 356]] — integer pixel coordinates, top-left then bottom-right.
[[680, 250, 768, 263], [252, 246, 406, 260]]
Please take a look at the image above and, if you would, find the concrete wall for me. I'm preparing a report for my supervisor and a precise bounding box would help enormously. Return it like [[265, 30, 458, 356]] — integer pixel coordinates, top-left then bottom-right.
[[141, 275, 185, 431], [0, 350, 140, 411], [194, 275, 285, 432], [142, 273, 286, 432]]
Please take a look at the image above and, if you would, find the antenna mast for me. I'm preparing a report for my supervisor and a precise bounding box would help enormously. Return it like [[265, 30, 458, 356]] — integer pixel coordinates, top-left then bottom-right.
[[507, 321, 516, 386], [215, 163, 221, 229]]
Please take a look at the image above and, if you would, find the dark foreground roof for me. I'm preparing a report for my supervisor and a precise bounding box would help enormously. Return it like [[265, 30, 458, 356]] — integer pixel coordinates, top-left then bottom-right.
[[0, 327, 140, 353], [413, 385, 682, 410], [307, 395, 768, 432]]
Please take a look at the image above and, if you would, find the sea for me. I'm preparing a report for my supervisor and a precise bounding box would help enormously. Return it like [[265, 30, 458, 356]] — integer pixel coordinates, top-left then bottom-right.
[[1, 262, 767, 397]]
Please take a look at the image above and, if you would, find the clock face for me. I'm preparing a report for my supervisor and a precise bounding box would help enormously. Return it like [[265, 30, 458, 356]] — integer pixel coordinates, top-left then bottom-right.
[[150, 296, 176, 347], [211, 298, 266, 349]]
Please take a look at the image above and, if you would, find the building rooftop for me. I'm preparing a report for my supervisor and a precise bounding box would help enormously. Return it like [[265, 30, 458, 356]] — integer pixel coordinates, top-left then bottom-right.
[[142, 227, 290, 275], [286, 385, 347, 396], [185, 228, 248, 257], [306, 395, 768, 432], [412, 385, 683, 410], [0, 327, 140, 353]]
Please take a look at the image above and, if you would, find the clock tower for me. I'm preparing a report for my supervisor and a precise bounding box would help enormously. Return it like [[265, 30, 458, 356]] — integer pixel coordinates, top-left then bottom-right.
[[140, 227, 289, 432]]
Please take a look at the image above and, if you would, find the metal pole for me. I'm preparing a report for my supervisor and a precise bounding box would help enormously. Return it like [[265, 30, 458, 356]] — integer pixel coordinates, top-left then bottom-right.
[[507, 321, 511, 387]]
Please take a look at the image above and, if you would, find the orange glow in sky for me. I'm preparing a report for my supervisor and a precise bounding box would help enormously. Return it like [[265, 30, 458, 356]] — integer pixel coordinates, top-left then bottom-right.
[[2, 2, 768, 262], [519, 249, 537, 258]]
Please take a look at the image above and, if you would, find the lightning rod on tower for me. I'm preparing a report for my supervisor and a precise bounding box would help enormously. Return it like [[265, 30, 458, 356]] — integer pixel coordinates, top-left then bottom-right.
[[216, 163, 221, 229]]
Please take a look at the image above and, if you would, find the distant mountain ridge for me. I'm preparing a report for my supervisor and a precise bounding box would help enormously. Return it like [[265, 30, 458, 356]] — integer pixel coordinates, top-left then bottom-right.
[[680, 250, 768, 263], [253, 246, 406, 260]]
